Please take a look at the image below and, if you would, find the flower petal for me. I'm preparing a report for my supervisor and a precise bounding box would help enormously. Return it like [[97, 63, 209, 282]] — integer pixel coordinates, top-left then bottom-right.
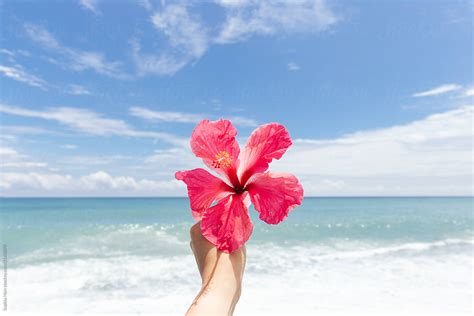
[[238, 123, 292, 185], [247, 172, 304, 224], [190, 119, 240, 185], [175, 168, 234, 220], [200, 192, 253, 253]]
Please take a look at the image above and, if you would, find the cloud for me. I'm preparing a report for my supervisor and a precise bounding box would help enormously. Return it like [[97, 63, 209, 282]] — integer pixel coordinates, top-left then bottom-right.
[[0, 49, 16, 64], [142, 147, 197, 175], [1, 105, 471, 196], [67, 84, 91, 95], [60, 144, 78, 149], [23, 23, 128, 79], [0, 64, 49, 89], [130, 106, 202, 123], [135, 0, 339, 76], [227, 116, 258, 127], [79, 0, 101, 15], [0, 171, 183, 196], [58, 155, 133, 166], [0, 104, 186, 146], [151, 5, 208, 58], [215, 0, 339, 43], [18, 2, 340, 78], [271, 105, 473, 196], [462, 87, 474, 97], [132, 4, 209, 76], [129, 106, 258, 127], [0, 49, 15, 57], [0, 125, 56, 136], [0, 135, 16, 142], [412, 83, 462, 97], [287, 62, 300, 71], [0, 146, 20, 157], [0, 146, 48, 171], [1, 162, 48, 168], [0, 64, 92, 95], [138, 0, 153, 11]]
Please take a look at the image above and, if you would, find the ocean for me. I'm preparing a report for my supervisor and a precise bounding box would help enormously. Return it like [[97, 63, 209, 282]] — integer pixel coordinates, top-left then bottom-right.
[[0, 197, 472, 315]]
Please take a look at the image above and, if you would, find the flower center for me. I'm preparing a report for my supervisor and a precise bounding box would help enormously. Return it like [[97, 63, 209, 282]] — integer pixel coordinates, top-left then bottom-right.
[[211, 151, 232, 169]]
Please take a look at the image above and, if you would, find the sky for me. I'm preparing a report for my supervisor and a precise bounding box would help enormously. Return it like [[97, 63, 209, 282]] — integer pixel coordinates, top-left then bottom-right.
[[0, 0, 472, 197]]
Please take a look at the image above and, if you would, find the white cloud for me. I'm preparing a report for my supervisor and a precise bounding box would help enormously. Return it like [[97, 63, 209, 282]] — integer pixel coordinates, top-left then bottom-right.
[[462, 87, 474, 97], [215, 0, 338, 43], [67, 84, 91, 95], [0, 147, 19, 157], [0, 172, 72, 191], [132, 4, 209, 76], [0, 146, 48, 171], [228, 115, 258, 127], [287, 62, 300, 71], [0, 104, 186, 146], [0, 48, 15, 57], [0, 49, 16, 63], [142, 147, 197, 175], [0, 125, 56, 136], [0, 171, 183, 196], [1, 162, 48, 168], [151, 5, 208, 58], [58, 155, 133, 166], [0, 64, 93, 95], [60, 144, 78, 149], [0, 135, 16, 142], [130, 106, 203, 123], [130, 106, 258, 127], [79, 0, 101, 15], [1, 106, 471, 196], [412, 83, 462, 97], [134, 1, 338, 76], [0, 64, 49, 89], [18, 2, 340, 78], [138, 0, 153, 11], [0, 48, 31, 63], [271, 105, 473, 196], [23, 23, 127, 79]]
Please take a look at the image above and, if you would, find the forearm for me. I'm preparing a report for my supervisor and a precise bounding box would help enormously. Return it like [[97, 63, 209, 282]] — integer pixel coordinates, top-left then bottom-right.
[[186, 279, 241, 316], [187, 223, 246, 316], [187, 250, 245, 316]]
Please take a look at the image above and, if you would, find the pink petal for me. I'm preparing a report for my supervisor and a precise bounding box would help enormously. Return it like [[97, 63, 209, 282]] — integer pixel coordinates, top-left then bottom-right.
[[247, 172, 304, 225], [190, 119, 240, 186], [238, 123, 292, 185], [175, 168, 234, 220], [200, 192, 253, 253]]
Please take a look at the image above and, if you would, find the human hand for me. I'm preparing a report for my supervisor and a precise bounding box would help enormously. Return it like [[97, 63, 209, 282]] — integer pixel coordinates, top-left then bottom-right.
[[186, 222, 246, 316]]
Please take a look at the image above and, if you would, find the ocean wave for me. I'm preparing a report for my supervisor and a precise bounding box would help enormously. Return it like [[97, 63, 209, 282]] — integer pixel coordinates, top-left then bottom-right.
[[11, 224, 189, 266], [244, 237, 474, 274], [312, 238, 474, 260], [7, 237, 473, 315]]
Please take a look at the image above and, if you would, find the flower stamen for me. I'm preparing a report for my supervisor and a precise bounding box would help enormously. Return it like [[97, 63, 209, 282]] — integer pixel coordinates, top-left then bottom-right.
[[212, 151, 232, 169]]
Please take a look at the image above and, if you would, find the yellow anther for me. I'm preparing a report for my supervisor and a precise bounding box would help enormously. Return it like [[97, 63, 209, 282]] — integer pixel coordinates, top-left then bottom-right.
[[212, 151, 232, 169]]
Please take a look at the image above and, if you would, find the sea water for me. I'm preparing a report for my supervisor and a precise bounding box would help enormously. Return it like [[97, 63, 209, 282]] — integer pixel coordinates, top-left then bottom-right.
[[0, 197, 472, 315]]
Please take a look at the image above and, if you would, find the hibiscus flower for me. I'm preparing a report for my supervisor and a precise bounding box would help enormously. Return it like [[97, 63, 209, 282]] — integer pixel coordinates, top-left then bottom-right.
[[175, 119, 304, 253]]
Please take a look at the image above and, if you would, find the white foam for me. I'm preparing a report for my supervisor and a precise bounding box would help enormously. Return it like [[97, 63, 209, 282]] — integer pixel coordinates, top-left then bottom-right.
[[6, 238, 473, 315]]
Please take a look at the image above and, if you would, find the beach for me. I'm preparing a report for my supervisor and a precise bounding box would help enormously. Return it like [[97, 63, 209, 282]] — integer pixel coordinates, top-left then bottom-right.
[[1, 197, 472, 315]]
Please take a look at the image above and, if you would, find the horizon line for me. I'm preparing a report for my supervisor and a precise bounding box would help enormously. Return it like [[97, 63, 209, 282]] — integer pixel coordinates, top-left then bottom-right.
[[0, 195, 472, 199]]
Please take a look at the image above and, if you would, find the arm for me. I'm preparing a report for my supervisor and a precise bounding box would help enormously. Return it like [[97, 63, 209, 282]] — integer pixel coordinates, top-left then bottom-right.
[[186, 223, 246, 316]]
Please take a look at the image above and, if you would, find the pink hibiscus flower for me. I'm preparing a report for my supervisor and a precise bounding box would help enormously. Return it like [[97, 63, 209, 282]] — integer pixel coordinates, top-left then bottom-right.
[[175, 119, 304, 253]]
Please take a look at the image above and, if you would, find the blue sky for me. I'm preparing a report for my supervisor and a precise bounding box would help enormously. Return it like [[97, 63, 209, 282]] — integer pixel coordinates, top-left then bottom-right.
[[0, 0, 472, 196]]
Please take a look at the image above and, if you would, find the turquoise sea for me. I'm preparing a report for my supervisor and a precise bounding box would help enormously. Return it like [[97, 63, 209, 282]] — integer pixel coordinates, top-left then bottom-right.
[[1, 197, 472, 315]]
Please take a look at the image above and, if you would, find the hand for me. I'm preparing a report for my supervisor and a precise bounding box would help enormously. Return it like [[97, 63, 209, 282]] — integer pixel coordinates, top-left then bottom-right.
[[186, 222, 246, 316]]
